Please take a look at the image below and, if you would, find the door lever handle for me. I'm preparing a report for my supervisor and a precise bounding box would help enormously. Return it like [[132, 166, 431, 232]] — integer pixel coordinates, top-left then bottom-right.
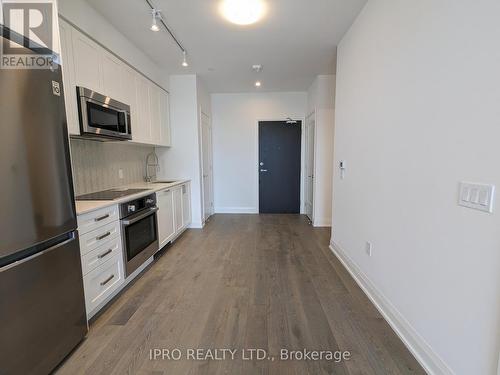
[[260, 169, 268, 172]]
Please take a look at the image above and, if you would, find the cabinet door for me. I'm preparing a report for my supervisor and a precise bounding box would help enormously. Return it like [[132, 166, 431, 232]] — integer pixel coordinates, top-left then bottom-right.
[[72, 31, 103, 92], [159, 90, 171, 146], [122, 66, 138, 134], [157, 189, 175, 248], [149, 83, 161, 142], [133, 76, 152, 144], [173, 187, 183, 233], [182, 184, 191, 228], [83, 253, 124, 315], [59, 19, 79, 135], [101, 52, 124, 101]]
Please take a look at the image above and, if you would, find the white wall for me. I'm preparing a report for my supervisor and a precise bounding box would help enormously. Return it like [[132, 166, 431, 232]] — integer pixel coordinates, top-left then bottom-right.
[[211, 92, 307, 213], [58, 0, 168, 88], [332, 1, 500, 374], [307, 75, 335, 226], [157, 75, 210, 228]]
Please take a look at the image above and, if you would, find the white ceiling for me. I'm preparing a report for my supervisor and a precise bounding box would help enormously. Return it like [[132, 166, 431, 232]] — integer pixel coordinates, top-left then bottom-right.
[[86, 0, 367, 93]]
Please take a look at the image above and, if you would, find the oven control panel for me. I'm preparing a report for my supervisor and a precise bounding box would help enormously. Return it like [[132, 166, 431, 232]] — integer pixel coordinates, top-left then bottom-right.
[[119, 194, 157, 219]]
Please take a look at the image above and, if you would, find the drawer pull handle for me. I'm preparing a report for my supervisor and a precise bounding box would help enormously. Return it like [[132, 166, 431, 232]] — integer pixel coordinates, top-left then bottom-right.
[[96, 231, 111, 241], [94, 214, 110, 222], [100, 274, 115, 286], [97, 248, 113, 259]]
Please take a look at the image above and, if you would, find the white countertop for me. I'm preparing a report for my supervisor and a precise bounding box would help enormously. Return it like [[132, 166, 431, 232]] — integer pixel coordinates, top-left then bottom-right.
[[75, 179, 190, 215]]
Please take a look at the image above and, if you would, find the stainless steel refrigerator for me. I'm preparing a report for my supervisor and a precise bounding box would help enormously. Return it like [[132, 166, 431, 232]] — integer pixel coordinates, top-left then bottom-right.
[[0, 27, 87, 374]]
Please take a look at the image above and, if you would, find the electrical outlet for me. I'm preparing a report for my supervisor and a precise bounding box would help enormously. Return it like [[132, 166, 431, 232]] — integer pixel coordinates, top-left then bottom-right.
[[365, 242, 372, 256], [118, 168, 124, 179]]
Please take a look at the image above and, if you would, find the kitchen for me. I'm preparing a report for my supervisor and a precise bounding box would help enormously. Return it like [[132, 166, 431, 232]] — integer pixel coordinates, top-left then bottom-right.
[[0, 1, 195, 373]]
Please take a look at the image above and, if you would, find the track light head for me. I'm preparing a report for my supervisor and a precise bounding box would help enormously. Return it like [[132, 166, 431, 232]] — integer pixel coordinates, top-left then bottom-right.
[[182, 51, 189, 67], [151, 9, 161, 32]]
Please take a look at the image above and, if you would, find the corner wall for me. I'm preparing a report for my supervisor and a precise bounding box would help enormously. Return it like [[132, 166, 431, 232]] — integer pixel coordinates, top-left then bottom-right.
[[332, 1, 500, 374], [157, 75, 210, 228], [307, 75, 336, 226]]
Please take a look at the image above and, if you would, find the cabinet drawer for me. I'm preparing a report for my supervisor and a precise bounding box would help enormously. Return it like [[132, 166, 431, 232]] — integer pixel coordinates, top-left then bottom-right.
[[81, 236, 122, 276], [79, 221, 120, 256], [77, 205, 119, 235], [83, 253, 123, 314]]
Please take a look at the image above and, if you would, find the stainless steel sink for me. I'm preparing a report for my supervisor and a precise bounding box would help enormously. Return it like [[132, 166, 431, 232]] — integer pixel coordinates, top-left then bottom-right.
[[152, 180, 178, 184]]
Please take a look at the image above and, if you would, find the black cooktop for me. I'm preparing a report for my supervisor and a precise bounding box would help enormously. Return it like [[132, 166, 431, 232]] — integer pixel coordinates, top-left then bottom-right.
[[76, 188, 150, 201]]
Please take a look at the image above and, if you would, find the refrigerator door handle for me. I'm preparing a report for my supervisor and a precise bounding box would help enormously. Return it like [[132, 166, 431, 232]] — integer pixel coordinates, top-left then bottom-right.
[[0, 233, 76, 272]]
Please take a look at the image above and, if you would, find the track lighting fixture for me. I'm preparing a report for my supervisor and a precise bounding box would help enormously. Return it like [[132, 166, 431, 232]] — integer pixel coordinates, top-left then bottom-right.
[[150, 9, 161, 32], [145, 1, 189, 68]]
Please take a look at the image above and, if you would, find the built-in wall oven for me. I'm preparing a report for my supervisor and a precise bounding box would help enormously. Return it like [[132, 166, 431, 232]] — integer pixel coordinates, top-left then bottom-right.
[[120, 194, 159, 277], [77, 86, 132, 140]]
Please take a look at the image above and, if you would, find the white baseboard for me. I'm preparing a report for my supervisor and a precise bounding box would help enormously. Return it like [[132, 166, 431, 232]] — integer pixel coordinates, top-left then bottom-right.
[[214, 207, 258, 214], [313, 217, 332, 227], [329, 241, 454, 375], [189, 221, 203, 229]]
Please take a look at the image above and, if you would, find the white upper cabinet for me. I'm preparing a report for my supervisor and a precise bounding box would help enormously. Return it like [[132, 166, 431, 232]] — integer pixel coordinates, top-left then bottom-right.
[[58, 19, 79, 136], [58, 18, 171, 147], [133, 75, 152, 144], [122, 66, 138, 135], [159, 90, 171, 147], [132, 81, 171, 147], [149, 83, 162, 143], [101, 52, 125, 102], [72, 31, 103, 93]]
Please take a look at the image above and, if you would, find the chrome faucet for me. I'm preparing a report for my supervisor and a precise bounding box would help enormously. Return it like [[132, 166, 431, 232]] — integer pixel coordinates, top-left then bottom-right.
[[145, 151, 160, 182]]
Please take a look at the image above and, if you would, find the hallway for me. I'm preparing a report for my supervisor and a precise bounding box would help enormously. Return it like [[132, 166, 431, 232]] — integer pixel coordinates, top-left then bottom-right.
[[57, 214, 424, 375]]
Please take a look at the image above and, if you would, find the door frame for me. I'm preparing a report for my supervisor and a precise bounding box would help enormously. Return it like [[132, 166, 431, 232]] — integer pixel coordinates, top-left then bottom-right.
[[199, 108, 214, 224], [305, 110, 317, 222], [255, 117, 306, 214]]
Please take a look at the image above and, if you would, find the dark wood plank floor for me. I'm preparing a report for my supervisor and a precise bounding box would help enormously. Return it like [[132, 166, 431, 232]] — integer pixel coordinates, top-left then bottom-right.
[[56, 214, 424, 375]]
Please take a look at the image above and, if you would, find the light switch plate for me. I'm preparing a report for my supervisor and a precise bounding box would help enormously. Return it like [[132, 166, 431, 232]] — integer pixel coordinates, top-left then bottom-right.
[[458, 182, 495, 213]]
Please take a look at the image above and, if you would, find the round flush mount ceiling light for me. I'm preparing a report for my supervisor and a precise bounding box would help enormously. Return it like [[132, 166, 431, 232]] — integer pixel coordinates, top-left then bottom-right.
[[220, 0, 266, 25], [255, 81, 261, 87]]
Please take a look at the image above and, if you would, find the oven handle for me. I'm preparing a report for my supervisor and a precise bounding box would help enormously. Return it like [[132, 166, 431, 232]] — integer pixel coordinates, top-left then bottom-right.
[[121, 207, 158, 226]]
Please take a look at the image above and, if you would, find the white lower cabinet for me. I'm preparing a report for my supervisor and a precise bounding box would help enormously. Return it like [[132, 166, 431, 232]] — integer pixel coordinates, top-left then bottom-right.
[[77, 204, 119, 235], [81, 236, 122, 276], [77, 183, 191, 317], [77, 204, 124, 318], [78, 220, 120, 256], [182, 184, 191, 228], [173, 186, 183, 233], [157, 188, 175, 248], [156, 182, 191, 250], [83, 253, 123, 314]]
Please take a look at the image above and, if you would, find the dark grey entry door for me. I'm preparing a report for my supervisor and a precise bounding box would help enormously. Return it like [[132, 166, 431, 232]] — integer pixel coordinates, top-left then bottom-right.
[[258, 120, 302, 213]]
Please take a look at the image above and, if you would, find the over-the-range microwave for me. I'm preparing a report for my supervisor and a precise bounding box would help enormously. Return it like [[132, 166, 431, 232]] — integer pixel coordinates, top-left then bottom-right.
[[76, 86, 132, 141]]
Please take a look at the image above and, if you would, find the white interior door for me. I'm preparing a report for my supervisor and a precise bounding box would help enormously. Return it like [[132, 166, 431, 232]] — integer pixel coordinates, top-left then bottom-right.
[[201, 112, 214, 221], [305, 114, 315, 220]]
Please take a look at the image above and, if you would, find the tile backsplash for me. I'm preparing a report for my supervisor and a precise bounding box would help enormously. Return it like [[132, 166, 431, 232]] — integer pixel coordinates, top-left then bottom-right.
[[70, 139, 154, 196]]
